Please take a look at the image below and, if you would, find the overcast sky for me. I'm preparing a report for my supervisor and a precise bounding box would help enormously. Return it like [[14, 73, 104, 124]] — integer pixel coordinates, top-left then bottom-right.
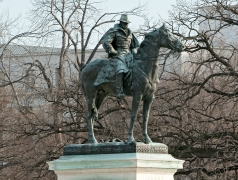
[[0, 0, 177, 46], [0, 0, 177, 28]]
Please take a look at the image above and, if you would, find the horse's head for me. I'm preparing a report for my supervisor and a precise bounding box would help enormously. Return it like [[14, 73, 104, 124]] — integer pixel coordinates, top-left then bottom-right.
[[143, 24, 183, 52], [157, 24, 184, 52]]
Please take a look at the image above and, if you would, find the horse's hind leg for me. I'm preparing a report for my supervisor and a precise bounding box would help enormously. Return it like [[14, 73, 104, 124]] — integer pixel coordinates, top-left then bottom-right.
[[87, 91, 107, 143], [86, 95, 98, 143], [95, 91, 107, 110]]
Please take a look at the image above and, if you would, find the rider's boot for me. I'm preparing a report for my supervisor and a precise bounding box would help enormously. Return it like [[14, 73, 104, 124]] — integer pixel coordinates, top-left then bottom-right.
[[116, 73, 125, 99]]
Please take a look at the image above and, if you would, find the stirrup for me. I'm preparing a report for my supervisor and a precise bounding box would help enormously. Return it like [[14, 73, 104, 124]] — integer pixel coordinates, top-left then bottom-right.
[[117, 92, 125, 99], [116, 87, 125, 99]]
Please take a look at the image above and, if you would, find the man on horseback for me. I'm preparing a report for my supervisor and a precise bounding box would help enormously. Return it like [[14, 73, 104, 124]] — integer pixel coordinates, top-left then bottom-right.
[[102, 14, 139, 99]]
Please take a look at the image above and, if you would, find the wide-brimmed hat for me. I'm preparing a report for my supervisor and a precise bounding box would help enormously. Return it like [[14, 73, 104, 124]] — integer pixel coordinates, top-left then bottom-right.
[[118, 14, 130, 23]]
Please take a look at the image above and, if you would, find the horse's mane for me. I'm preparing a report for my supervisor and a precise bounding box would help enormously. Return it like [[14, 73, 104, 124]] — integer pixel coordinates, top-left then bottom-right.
[[135, 27, 163, 59]]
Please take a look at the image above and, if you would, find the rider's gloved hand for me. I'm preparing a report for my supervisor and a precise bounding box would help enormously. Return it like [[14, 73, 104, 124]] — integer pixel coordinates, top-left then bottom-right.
[[109, 49, 118, 55], [131, 48, 138, 55]]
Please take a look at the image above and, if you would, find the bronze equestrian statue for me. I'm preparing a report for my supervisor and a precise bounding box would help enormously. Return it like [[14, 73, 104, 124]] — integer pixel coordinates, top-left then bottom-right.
[[81, 18, 184, 144]]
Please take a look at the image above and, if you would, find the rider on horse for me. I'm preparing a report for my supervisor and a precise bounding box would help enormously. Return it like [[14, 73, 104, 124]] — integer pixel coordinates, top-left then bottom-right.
[[102, 14, 139, 99]]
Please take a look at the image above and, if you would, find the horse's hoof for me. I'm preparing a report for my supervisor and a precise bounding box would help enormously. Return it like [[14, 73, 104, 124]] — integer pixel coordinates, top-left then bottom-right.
[[144, 138, 153, 144], [88, 139, 98, 144], [126, 138, 136, 144], [144, 140, 153, 144]]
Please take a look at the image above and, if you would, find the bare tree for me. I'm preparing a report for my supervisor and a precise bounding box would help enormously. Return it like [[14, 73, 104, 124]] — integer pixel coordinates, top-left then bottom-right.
[[146, 0, 238, 179], [1, 0, 146, 179]]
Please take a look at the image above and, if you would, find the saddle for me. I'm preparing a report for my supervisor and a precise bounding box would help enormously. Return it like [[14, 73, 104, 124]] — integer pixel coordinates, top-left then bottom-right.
[[94, 54, 134, 86]]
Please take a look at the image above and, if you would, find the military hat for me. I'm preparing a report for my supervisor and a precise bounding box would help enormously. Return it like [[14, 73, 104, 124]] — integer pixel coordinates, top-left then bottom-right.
[[119, 14, 130, 23]]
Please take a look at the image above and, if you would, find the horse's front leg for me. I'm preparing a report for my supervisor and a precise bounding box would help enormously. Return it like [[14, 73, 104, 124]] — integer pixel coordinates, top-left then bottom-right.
[[143, 96, 153, 144], [128, 94, 142, 144]]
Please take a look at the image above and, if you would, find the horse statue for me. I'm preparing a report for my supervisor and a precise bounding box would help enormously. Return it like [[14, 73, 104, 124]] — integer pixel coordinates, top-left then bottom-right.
[[81, 24, 183, 144]]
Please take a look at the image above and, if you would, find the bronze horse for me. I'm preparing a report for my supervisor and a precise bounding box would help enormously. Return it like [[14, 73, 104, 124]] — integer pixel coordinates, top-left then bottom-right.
[[81, 24, 183, 144]]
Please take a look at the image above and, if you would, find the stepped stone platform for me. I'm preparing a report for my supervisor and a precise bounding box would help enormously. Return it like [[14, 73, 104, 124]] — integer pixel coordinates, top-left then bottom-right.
[[47, 142, 184, 180]]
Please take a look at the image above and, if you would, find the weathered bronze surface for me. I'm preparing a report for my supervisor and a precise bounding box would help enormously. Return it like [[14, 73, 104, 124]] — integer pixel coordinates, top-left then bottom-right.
[[81, 23, 183, 144]]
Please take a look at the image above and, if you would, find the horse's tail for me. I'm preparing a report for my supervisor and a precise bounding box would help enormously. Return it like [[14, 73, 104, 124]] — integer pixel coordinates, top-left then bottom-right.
[[81, 81, 86, 97], [80, 70, 86, 97], [80, 64, 87, 71]]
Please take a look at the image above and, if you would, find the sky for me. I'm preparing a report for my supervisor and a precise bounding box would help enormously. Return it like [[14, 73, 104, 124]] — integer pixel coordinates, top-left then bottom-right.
[[0, 0, 177, 46], [0, 0, 177, 27]]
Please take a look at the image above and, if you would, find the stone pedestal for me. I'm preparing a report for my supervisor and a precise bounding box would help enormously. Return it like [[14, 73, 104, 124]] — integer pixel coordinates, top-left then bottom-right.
[[47, 142, 184, 180]]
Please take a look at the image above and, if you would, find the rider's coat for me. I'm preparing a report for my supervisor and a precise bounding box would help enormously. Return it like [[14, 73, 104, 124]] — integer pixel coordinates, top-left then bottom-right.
[[102, 24, 139, 74]]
